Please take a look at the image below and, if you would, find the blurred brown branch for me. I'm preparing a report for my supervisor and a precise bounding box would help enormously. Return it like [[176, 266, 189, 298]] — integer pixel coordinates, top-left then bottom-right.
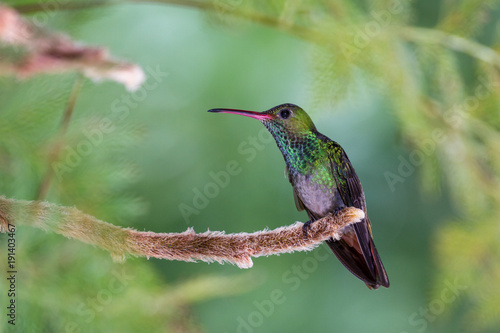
[[0, 3, 144, 91], [0, 196, 364, 268]]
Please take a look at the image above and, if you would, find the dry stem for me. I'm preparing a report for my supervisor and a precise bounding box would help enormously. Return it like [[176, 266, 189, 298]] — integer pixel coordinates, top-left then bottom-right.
[[0, 196, 364, 268], [36, 76, 83, 200]]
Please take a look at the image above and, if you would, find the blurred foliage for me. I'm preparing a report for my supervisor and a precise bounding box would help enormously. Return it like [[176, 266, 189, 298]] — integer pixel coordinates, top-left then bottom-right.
[[1, 0, 500, 332]]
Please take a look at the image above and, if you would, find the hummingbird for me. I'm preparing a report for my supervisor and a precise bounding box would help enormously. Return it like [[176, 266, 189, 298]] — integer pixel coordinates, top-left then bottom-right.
[[208, 103, 389, 289]]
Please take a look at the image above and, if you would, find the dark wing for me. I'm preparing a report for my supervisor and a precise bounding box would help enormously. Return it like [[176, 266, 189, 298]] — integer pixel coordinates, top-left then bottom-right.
[[326, 141, 390, 289], [327, 142, 366, 211]]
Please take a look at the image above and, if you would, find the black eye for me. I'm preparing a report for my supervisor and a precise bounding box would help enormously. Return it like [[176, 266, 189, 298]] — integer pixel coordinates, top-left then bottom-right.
[[280, 109, 291, 119]]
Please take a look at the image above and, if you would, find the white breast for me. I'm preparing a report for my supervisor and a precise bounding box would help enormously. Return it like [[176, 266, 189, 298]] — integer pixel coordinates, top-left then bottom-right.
[[292, 173, 343, 217]]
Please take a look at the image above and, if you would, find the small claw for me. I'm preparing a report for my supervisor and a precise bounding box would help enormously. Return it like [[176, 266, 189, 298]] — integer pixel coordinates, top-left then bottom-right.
[[302, 220, 314, 236]]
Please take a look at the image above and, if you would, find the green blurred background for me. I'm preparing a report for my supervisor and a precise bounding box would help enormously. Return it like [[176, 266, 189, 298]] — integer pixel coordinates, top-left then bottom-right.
[[1, 0, 500, 332]]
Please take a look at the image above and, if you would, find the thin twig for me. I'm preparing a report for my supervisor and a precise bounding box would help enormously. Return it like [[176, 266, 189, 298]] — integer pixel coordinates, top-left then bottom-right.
[[399, 26, 500, 69], [14, 1, 500, 69], [0, 196, 364, 268], [14, 0, 320, 41], [13, 0, 114, 14], [36, 75, 83, 200]]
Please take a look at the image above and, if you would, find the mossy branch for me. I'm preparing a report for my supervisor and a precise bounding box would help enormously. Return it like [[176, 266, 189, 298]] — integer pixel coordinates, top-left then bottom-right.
[[0, 196, 364, 268]]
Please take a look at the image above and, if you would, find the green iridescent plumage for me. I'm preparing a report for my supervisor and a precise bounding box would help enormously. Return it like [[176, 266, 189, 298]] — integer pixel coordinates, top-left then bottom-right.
[[208, 103, 389, 289]]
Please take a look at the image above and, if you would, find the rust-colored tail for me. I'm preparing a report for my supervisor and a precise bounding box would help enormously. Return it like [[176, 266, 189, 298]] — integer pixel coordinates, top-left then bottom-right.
[[326, 217, 389, 289]]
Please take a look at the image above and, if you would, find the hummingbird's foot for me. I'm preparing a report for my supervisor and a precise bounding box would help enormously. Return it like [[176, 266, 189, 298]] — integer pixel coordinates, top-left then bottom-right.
[[302, 220, 314, 236]]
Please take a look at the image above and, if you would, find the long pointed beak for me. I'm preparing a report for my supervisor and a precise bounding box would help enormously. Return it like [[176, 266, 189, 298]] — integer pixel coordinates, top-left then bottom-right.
[[208, 108, 273, 120]]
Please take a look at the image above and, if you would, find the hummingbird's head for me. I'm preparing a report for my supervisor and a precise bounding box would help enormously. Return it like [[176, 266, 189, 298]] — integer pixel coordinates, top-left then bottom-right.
[[208, 103, 317, 136]]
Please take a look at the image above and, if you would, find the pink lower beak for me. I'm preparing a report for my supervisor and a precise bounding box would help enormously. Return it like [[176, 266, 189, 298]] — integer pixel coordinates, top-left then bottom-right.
[[208, 108, 273, 120]]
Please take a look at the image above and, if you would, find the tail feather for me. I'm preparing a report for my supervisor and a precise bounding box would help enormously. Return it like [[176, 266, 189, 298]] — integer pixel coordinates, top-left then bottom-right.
[[326, 217, 389, 289]]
